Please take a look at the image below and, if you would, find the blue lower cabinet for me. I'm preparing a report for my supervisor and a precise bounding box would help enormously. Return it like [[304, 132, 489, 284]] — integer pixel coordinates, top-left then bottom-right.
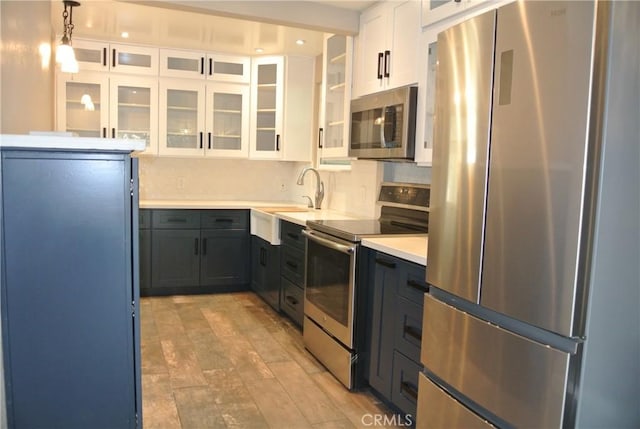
[[391, 351, 422, 417], [368, 251, 425, 417], [1, 149, 141, 428], [281, 277, 304, 326], [144, 209, 250, 294], [251, 235, 281, 311]]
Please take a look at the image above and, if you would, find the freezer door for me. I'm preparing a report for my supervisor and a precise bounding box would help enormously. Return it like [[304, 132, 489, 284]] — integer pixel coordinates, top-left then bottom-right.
[[416, 373, 494, 429], [481, 1, 596, 336], [421, 294, 571, 428], [425, 10, 495, 303]]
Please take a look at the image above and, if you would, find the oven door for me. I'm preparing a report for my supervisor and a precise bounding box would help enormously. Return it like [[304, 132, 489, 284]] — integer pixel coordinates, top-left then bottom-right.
[[303, 229, 357, 349]]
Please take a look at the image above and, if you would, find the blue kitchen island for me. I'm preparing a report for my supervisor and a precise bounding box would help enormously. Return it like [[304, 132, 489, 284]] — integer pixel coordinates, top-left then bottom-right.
[[0, 134, 144, 428]]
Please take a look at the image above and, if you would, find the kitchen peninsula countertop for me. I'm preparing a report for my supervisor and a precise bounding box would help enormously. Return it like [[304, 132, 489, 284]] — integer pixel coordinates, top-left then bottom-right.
[[0, 134, 145, 152], [361, 236, 428, 266]]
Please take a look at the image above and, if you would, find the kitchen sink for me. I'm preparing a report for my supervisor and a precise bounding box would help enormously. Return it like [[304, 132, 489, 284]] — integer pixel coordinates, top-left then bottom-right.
[[250, 207, 309, 244]]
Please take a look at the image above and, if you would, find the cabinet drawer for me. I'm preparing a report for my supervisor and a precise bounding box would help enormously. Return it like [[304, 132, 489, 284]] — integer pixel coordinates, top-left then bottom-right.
[[201, 210, 248, 230], [280, 221, 305, 251], [399, 262, 429, 305], [395, 296, 423, 363], [281, 277, 303, 327], [281, 245, 305, 286], [391, 351, 421, 417], [152, 210, 200, 229], [139, 209, 151, 229]]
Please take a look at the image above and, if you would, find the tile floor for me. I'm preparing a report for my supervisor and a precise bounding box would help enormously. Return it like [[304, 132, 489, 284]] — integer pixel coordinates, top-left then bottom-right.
[[141, 292, 398, 428]]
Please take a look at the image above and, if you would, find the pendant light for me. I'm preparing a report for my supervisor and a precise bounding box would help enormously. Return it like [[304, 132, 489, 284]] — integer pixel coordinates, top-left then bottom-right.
[[56, 0, 81, 73]]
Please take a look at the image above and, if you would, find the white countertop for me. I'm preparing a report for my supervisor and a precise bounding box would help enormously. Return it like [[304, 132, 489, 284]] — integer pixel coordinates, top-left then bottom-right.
[[139, 200, 306, 210], [0, 134, 145, 152], [141, 199, 426, 265], [361, 236, 428, 266]]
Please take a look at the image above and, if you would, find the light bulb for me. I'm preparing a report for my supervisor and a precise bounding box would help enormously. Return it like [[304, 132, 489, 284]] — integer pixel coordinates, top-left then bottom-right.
[[56, 42, 74, 64]]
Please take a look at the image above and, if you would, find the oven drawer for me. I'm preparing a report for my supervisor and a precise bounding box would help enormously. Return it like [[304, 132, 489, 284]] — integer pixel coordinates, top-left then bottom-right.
[[416, 372, 494, 429], [281, 245, 305, 286], [280, 221, 305, 251], [391, 351, 421, 417], [395, 296, 423, 363], [281, 278, 303, 327]]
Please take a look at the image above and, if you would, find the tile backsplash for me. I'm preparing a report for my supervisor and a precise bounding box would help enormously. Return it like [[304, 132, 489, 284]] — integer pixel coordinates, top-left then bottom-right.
[[138, 157, 382, 218]]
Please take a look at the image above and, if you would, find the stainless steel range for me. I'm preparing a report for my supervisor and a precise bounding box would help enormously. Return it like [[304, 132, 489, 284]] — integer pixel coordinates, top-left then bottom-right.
[[302, 182, 429, 390]]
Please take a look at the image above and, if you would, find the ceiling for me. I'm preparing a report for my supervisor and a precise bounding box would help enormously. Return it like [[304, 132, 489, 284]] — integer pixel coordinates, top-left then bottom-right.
[[52, 0, 377, 56]]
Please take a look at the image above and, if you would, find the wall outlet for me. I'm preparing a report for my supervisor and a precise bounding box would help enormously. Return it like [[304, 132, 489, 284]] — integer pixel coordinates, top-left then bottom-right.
[[280, 183, 287, 192]]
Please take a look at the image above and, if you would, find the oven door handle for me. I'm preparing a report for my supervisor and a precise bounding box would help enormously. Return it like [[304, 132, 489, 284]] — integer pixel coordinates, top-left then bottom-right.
[[302, 229, 356, 255]]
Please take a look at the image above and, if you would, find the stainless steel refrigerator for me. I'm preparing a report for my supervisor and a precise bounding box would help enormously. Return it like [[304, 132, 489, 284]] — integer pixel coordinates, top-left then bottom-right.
[[418, 1, 640, 427]]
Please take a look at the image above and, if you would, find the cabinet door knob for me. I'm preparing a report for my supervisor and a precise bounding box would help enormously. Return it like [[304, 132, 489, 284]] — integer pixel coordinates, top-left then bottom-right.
[[318, 127, 324, 149], [377, 52, 384, 79], [276, 134, 281, 151], [200, 57, 205, 75]]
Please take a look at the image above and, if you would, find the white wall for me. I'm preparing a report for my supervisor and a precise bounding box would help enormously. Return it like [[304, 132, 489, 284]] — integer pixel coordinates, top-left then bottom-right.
[[0, 2, 53, 427], [0, 1, 53, 134]]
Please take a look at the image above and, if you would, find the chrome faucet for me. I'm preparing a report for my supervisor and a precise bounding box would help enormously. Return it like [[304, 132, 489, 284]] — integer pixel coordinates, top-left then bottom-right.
[[296, 167, 324, 210]]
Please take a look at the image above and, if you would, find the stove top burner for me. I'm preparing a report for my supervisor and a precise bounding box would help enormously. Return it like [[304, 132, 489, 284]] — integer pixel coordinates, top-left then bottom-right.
[[306, 218, 427, 243], [305, 182, 430, 242]]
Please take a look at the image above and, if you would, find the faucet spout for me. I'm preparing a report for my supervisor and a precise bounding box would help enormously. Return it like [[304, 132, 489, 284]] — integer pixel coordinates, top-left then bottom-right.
[[296, 167, 324, 209]]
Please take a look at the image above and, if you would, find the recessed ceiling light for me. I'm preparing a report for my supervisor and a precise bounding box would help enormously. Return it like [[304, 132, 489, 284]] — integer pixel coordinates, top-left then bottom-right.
[[296, 39, 305, 46], [121, 32, 129, 39], [255, 48, 264, 53]]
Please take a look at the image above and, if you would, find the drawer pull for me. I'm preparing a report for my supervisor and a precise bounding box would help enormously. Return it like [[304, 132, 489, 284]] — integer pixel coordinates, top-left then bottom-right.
[[375, 258, 396, 269], [215, 218, 234, 223], [167, 218, 187, 223], [400, 381, 418, 401], [285, 261, 298, 270], [407, 279, 429, 293], [287, 232, 299, 241], [404, 325, 422, 342], [285, 295, 298, 306]]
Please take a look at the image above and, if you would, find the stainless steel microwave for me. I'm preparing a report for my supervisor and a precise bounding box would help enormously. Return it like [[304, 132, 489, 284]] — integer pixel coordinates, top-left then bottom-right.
[[349, 86, 417, 159]]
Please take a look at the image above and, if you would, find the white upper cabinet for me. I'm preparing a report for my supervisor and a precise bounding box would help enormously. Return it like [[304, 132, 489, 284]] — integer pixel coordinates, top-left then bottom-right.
[[421, 0, 510, 28], [249, 56, 314, 161], [205, 83, 250, 157], [355, 1, 421, 97], [319, 34, 353, 160], [158, 78, 249, 158], [72, 39, 159, 75], [158, 78, 206, 157], [56, 71, 158, 155], [159, 49, 250, 83]]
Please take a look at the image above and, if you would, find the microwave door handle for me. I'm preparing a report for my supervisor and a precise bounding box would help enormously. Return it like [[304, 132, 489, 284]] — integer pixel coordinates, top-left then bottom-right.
[[383, 106, 397, 145]]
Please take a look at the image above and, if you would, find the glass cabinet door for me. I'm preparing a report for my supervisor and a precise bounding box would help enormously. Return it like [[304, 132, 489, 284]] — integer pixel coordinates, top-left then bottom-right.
[[320, 34, 353, 159], [160, 49, 205, 79], [250, 57, 284, 159], [56, 72, 109, 137], [159, 79, 205, 156], [109, 76, 158, 155], [205, 83, 249, 157]]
